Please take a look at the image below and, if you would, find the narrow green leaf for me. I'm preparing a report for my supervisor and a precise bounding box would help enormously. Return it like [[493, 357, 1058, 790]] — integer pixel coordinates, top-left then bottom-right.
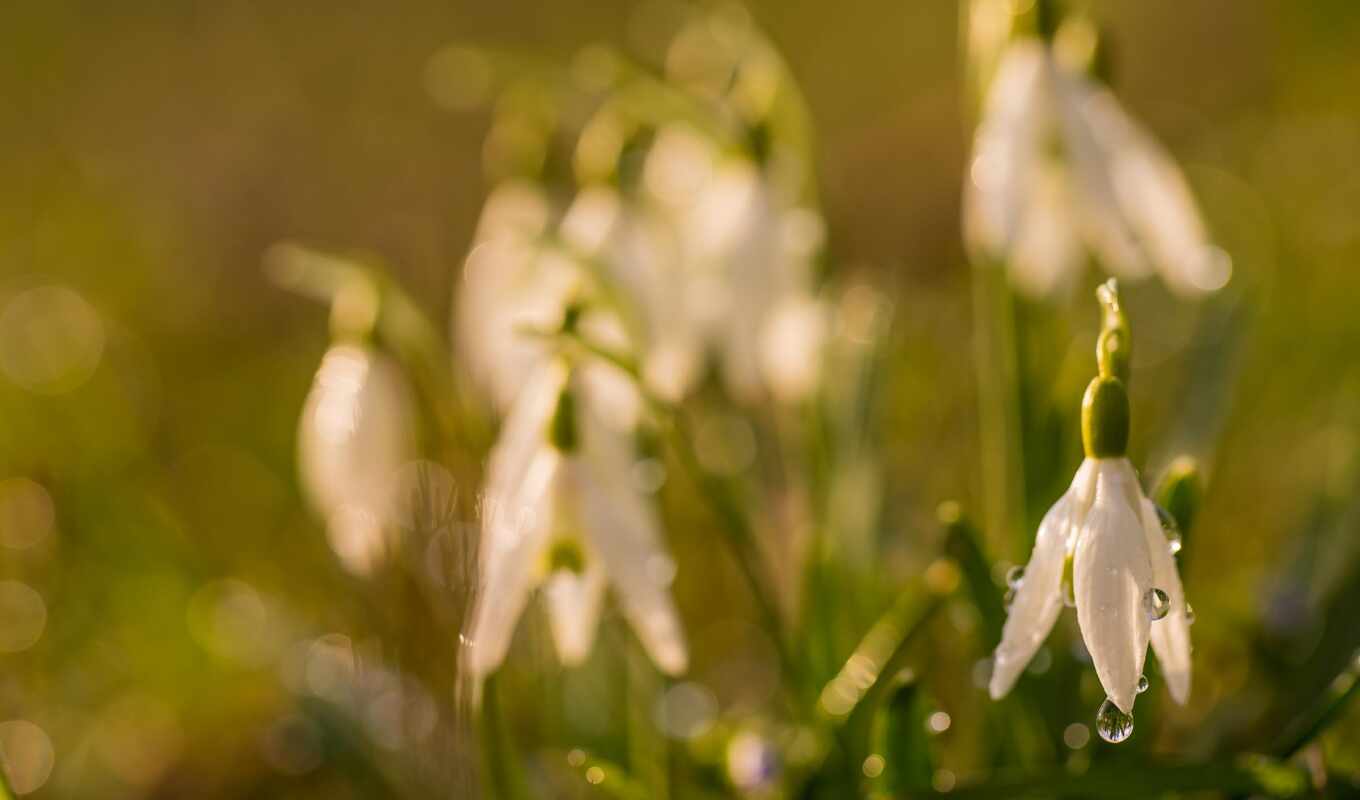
[[940, 504, 1004, 644], [1274, 650, 1360, 758]]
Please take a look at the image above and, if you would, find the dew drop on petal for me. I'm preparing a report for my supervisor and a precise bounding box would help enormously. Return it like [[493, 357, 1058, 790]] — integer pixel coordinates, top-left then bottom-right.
[[1156, 505, 1183, 555], [1003, 586, 1016, 612], [1143, 588, 1170, 621], [1136, 674, 1149, 694], [1005, 565, 1025, 589], [1095, 698, 1134, 744]]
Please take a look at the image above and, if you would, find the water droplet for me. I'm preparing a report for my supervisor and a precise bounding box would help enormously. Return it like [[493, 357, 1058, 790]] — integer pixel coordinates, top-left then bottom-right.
[[1184, 603, 1196, 625], [1157, 506, 1183, 555], [1062, 577, 1076, 608], [1005, 565, 1025, 588], [1095, 698, 1134, 744], [1137, 674, 1149, 694], [1143, 588, 1170, 621], [1003, 587, 1016, 611]]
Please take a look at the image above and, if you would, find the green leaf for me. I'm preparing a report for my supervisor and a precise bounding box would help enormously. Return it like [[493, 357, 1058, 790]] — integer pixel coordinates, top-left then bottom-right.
[[1273, 650, 1360, 758], [940, 505, 1004, 644]]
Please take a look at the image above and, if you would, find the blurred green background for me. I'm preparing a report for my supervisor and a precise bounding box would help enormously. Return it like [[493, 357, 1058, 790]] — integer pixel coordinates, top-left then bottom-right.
[[3, 0, 1360, 797]]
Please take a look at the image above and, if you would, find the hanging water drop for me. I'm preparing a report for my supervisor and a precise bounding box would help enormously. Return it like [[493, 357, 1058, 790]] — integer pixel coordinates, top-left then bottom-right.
[[1005, 565, 1025, 588], [1095, 698, 1134, 744], [1003, 586, 1016, 611], [1143, 588, 1170, 621], [1136, 674, 1149, 694], [1184, 603, 1196, 625], [1156, 505, 1183, 555]]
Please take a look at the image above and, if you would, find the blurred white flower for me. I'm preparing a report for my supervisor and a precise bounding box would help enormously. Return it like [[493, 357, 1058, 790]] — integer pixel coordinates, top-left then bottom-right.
[[298, 343, 417, 575], [466, 360, 687, 678], [989, 457, 1192, 712], [457, 181, 581, 412], [586, 125, 828, 404], [964, 39, 1230, 298]]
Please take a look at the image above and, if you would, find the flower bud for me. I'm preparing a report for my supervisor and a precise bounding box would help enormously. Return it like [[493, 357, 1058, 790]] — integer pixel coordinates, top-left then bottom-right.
[[1154, 457, 1203, 538]]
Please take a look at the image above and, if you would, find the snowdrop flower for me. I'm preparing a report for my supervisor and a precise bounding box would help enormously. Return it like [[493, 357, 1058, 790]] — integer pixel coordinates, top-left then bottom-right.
[[989, 282, 1191, 735], [964, 34, 1230, 298], [298, 342, 418, 576], [594, 123, 827, 405], [457, 181, 645, 428], [466, 359, 688, 678], [457, 181, 581, 412]]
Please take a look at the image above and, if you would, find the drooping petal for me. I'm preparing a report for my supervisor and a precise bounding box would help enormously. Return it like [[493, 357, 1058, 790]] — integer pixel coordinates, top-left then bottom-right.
[[298, 344, 417, 575], [963, 40, 1047, 262], [1075, 84, 1226, 296], [542, 561, 608, 666], [573, 413, 688, 675], [1008, 159, 1084, 298], [990, 493, 1074, 699], [1073, 461, 1153, 713], [466, 446, 559, 677], [466, 365, 568, 677], [1140, 498, 1192, 704], [1054, 73, 1149, 281]]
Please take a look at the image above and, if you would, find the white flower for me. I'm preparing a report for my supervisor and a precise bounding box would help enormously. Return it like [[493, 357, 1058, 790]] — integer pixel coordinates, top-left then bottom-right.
[[456, 181, 581, 412], [989, 457, 1192, 712], [466, 360, 688, 678], [593, 124, 827, 404], [298, 343, 417, 575], [964, 39, 1230, 298]]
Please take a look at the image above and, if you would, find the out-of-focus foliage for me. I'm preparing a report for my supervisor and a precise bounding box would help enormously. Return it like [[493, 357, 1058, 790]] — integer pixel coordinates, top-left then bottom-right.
[[2, 0, 1360, 797]]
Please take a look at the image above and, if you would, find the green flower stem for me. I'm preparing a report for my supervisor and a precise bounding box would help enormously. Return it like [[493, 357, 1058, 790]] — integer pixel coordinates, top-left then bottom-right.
[[971, 259, 1027, 560], [913, 757, 1314, 799], [480, 673, 530, 800]]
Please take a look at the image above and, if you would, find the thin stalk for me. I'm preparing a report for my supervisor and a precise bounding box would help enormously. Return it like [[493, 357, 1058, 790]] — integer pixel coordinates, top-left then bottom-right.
[[667, 410, 803, 697], [627, 635, 668, 800], [971, 259, 1027, 560], [480, 674, 530, 800], [1274, 653, 1360, 758]]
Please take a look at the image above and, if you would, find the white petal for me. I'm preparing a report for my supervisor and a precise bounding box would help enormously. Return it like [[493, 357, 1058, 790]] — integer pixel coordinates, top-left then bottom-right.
[[298, 345, 417, 575], [466, 447, 559, 677], [1008, 160, 1084, 298], [1054, 73, 1149, 280], [542, 562, 608, 666], [573, 414, 688, 675], [759, 294, 827, 403], [990, 493, 1074, 699], [1073, 462, 1152, 713], [963, 41, 1047, 261], [1141, 498, 1192, 704], [466, 366, 568, 677]]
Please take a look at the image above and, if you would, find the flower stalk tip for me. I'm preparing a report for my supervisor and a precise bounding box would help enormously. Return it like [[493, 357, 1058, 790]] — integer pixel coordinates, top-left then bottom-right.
[[1095, 279, 1130, 382]]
